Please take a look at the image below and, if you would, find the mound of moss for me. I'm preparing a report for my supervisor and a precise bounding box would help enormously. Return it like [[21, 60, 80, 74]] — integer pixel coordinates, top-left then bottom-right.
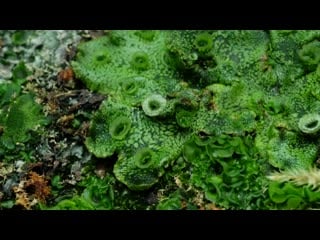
[[0, 61, 47, 155], [72, 30, 320, 209]]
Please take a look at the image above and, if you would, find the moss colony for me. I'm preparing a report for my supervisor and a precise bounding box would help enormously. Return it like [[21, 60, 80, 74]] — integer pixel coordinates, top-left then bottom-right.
[[1, 30, 320, 210]]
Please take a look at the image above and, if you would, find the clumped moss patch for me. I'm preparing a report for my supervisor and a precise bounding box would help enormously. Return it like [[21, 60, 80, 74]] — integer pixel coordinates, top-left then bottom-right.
[[1, 30, 320, 210]]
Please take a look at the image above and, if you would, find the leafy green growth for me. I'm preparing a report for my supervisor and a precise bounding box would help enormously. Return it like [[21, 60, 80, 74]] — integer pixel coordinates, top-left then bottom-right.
[[0, 82, 21, 107], [0, 94, 46, 150], [11, 31, 29, 45], [0, 62, 29, 107], [183, 134, 270, 209], [269, 181, 320, 209], [72, 30, 178, 99], [194, 33, 213, 53], [134, 30, 157, 41], [256, 126, 318, 170], [85, 99, 189, 190], [142, 94, 167, 117], [12, 61, 31, 80], [298, 40, 320, 72], [156, 191, 182, 210], [165, 31, 216, 88], [0, 200, 15, 209], [80, 176, 114, 209], [51, 175, 64, 190], [109, 115, 132, 140], [72, 30, 320, 209], [130, 51, 150, 71], [175, 109, 196, 128], [44, 175, 114, 210], [43, 196, 95, 210], [269, 30, 320, 81], [298, 113, 320, 134], [134, 147, 156, 169], [0, 63, 45, 163]]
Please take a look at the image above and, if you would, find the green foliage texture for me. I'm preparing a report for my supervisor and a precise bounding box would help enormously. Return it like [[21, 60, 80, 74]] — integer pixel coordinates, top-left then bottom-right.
[[41, 30, 320, 209]]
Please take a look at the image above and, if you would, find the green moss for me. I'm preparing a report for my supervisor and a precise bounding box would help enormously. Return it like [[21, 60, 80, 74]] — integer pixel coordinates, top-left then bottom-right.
[[80, 176, 114, 210], [165, 30, 217, 87], [72, 31, 177, 96], [72, 30, 320, 209], [11, 31, 29, 45], [114, 153, 160, 191], [298, 40, 320, 72], [12, 61, 31, 80], [120, 78, 139, 95], [298, 113, 320, 134], [142, 94, 167, 117], [134, 147, 156, 169], [44, 197, 95, 210], [184, 134, 269, 209], [109, 31, 126, 46], [208, 30, 269, 85], [134, 30, 157, 41], [44, 175, 115, 210], [0, 82, 21, 107], [0, 94, 46, 150], [268, 181, 320, 209], [182, 140, 204, 163], [194, 32, 213, 53], [130, 52, 150, 71], [156, 191, 182, 210], [266, 131, 318, 170], [269, 30, 320, 84], [175, 109, 196, 128], [86, 99, 190, 190], [109, 116, 132, 140], [85, 101, 131, 158]]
